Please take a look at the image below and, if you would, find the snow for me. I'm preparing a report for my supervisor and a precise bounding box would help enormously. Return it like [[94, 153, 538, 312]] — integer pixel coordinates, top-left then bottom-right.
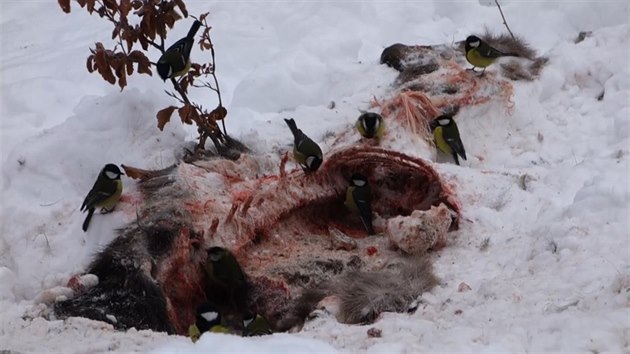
[[1, 0, 629, 353]]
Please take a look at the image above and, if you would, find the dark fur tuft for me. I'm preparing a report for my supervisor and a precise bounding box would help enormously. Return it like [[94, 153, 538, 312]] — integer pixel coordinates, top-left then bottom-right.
[[479, 31, 537, 60]]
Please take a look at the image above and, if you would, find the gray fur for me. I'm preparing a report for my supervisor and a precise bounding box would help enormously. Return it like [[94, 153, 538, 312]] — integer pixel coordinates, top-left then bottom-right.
[[279, 256, 437, 329]]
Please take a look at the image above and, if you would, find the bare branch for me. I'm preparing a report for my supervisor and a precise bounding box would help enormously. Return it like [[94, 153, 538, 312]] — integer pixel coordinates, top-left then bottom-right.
[[494, 0, 516, 40]]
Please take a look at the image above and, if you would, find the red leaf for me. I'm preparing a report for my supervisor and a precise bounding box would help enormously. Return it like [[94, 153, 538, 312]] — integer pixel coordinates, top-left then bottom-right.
[[157, 106, 177, 131], [58, 0, 71, 13]]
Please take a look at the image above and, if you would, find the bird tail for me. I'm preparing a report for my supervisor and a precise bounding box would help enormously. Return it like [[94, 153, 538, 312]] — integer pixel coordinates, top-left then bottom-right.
[[284, 118, 300, 138], [187, 20, 202, 40], [362, 217, 375, 235], [82, 208, 95, 232]]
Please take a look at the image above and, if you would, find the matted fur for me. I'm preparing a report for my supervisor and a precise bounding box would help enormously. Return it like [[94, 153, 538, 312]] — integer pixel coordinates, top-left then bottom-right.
[[278, 257, 438, 329]]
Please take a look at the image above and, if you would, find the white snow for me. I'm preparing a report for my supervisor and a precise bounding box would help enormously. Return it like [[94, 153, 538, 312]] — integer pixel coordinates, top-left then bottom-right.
[[1, 0, 629, 353]]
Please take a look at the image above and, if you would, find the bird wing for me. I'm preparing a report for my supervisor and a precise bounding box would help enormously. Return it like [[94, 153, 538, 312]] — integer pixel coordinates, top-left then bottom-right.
[[352, 188, 375, 234], [160, 38, 192, 72], [479, 43, 508, 58], [297, 137, 322, 157], [445, 135, 467, 160], [81, 178, 117, 211]]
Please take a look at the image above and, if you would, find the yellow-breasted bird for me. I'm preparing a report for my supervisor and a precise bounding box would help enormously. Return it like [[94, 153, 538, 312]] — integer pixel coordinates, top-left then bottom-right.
[[80, 163, 124, 232], [465, 35, 518, 74], [157, 20, 202, 81], [204, 246, 250, 312], [284, 118, 323, 172], [356, 112, 385, 140], [430, 114, 467, 166], [344, 174, 375, 235], [188, 302, 230, 342], [242, 314, 273, 337]]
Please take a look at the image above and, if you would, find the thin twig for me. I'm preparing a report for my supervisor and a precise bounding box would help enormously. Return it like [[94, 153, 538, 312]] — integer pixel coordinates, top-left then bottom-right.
[[494, 0, 515, 40], [165, 90, 186, 104]]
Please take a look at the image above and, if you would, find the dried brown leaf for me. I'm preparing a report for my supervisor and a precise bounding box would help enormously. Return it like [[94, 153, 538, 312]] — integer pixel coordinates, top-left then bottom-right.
[[116, 65, 127, 90], [86, 0, 96, 13], [86, 55, 95, 73], [77, 0, 87, 7], [178, 104, 193, 125], [137, 61, 152, 75], [112, 24, 121, 40], [119, 0, 132, 17], [58, 0, 71, 13], [120, 164, 156, 181], [103, 0, 117, 12], [126, 59, 134, 75], [100, 65, 116, 85], [174, 0, 188, 18], [131, 0, 142, 10], [209, 106, 227, 121], [157, 106, 177, 131], [164, 12, 176, 28]]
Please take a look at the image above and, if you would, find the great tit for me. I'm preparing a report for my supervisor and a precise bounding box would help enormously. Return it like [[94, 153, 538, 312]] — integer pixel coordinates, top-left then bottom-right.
[[284, 118, 323, 172], [188, 302, 230, 342], [430, 114, 467, 166], [157, 20, 202, 81], [204, 246, 250, 312], [242, 314, 273, 337], [465, 35, 518, 74], [344, 174, 375, 235], [356, 112, 385, 140], [80, 163, 124, 232]]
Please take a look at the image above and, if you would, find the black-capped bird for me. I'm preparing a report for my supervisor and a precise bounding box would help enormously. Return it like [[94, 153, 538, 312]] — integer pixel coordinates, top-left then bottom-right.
[[284, 118, 323, 172], [344, 174, 375, 235], [157, 20, 202, 81], [430, 114, 467, 166], [465, 35, 518, 74], [204, 246, 250, 312], [356, 112, 385, 140], [188, 302, 230, 342], [80, 163, 124, 232], [242, 313, 273, 337]]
